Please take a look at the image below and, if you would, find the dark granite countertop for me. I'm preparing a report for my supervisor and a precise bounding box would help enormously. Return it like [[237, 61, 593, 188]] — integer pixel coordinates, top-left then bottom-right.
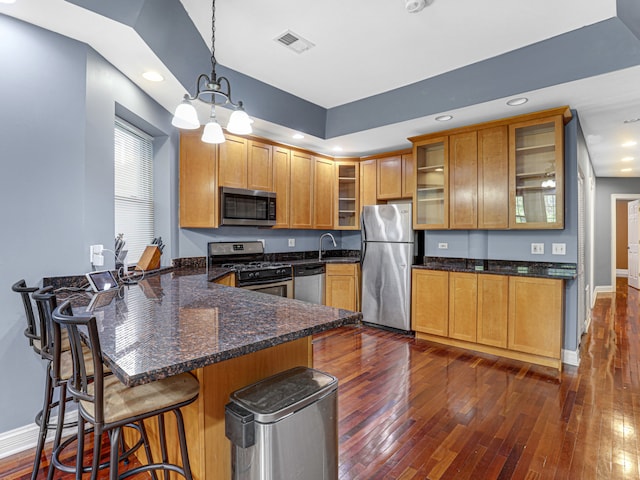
[[413, 257, 577, 280], [71, 268, 361, 387]]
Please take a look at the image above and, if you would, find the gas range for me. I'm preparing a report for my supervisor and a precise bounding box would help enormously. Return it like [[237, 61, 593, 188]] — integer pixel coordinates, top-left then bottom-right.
[[208, 242, 293, 287]]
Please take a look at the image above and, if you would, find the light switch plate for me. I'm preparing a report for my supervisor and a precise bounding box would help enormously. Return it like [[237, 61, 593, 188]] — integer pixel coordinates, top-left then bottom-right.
[[288, 238, 295, 247], [531, 243, 544, 255], [438, 242, 448, 249], [552, 243, 566, 255]]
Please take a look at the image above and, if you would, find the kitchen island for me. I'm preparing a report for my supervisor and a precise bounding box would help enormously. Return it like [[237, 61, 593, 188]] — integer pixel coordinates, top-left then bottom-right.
[[75, 267, 361, 479]]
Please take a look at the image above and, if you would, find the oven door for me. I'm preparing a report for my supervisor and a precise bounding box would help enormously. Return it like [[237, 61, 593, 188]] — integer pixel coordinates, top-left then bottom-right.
[[241, 279, 293, 299]]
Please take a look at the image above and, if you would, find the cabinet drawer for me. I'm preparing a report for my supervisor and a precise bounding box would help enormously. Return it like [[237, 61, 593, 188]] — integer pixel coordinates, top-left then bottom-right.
[[326, 263, 358, 275]]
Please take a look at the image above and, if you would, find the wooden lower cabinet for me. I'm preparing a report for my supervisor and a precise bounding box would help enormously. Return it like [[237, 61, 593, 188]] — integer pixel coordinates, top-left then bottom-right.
[[449, 272, 477, 342], [213, 273, 236, 287], [477, 274, 508, 348], [508, 276, 563, 360], [411, 269, 448, 337], [325, 263, 360, 311], [411, 268, 564, 371]]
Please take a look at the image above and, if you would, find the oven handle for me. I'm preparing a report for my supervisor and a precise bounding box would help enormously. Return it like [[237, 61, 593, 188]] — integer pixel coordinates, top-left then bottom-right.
[[237, 277, 293, 287]]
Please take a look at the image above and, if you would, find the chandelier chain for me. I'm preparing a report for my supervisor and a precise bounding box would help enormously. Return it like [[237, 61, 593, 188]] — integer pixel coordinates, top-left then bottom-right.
[[210, 0, 216, 73]]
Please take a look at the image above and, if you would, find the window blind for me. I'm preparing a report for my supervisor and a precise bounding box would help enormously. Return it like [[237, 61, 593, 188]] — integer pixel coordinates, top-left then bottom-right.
[[114, 119, 154, 266]]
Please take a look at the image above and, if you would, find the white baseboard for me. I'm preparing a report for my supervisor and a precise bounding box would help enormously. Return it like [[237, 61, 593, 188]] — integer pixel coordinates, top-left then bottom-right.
[[0, 409, 77, 460], [616, 269, 628, 277], [562, 348, 580, 367], [593, 285, 614, 301]]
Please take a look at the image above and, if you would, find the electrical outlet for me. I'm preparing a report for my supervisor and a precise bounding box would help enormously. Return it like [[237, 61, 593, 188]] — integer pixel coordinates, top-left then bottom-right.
[[438, 242, 448, 249], [552, 243, 566, 255], [90, 244, 103, 263], [288, 238, 295, 247], [531, 243, 544, 255]]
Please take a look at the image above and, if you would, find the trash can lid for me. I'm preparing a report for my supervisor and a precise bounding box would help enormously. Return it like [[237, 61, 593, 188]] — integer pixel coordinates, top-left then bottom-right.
[[230, 366, 338, 423]]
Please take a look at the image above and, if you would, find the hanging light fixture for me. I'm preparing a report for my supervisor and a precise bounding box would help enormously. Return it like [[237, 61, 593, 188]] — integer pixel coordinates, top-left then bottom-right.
[[171, 0, 252, 143]]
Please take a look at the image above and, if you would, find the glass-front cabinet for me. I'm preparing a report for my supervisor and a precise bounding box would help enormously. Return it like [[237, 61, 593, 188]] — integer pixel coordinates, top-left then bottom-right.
[[335, 161, 360, 229], [413, 136, 448, 228], [509, 115, 564, 229]]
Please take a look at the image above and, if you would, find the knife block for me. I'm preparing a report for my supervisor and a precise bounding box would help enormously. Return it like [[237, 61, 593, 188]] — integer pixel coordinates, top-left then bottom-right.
[[135, 246, 161, 271]]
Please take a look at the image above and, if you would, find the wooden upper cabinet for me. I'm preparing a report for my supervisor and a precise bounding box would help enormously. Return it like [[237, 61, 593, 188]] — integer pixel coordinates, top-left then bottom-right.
[[313, 157, 334, 229], [377, 155, 403, 200], [272, 146, 290, 228], [218, 135, 273, 191], [218, 135, 247, 188], [290, 151, 314, 229], [179, 131, 218, 228], [509, 114, 565, 229], [449, 131, 478, 229], [360, 159, 377, 207], [401, 153, 414, 199], [335, 161, 360, 230], [478, 126, 509, 229], [413, 137, 449, 229], [247, 140, 273, 191]]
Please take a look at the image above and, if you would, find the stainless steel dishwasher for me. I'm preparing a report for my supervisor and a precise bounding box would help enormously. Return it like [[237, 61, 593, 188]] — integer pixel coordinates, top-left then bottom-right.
[[293, 263, 326, 304]]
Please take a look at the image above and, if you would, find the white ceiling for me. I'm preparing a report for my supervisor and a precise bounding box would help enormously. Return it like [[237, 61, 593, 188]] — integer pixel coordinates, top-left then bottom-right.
[[2, 0, 640, 177]]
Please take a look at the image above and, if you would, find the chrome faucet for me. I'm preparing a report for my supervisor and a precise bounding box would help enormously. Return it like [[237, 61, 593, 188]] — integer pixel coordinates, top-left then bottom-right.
[[319, 233, 337, 261]]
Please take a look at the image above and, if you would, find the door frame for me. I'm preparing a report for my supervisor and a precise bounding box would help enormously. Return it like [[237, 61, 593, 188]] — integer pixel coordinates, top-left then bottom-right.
[[611, 193, 640, 289]]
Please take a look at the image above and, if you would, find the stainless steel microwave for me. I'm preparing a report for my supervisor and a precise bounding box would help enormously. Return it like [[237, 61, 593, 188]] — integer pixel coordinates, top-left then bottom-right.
[[220, 187, 276, 226]]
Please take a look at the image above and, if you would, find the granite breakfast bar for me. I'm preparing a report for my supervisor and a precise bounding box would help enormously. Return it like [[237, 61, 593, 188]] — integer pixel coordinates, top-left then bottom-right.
[[78, 267, 361, 480]]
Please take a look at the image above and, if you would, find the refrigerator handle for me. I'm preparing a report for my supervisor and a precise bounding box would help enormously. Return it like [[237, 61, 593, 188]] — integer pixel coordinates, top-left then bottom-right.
[[360, 213, 367, 264]]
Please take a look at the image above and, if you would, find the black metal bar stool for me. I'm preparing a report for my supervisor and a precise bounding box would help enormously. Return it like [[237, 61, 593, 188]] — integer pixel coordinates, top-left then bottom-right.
[[11, 280, 73, 480], [52, 300, 200, 480]]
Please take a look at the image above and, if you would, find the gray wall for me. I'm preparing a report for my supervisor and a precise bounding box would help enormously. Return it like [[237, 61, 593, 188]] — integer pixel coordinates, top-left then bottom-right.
[[594, 177, 640, 287], [0, 15, 177, 433]]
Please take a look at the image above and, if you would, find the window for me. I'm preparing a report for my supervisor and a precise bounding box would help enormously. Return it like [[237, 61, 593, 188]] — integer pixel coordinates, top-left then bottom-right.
[[114, 119, 154, 265]]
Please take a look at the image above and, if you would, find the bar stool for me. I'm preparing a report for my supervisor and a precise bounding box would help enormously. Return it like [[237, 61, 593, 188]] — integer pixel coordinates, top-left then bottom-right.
[[52, 299, 200, 480], [11, 280, 42, 355], [12, 281, 73, 480], [31, 287, 87, 479]]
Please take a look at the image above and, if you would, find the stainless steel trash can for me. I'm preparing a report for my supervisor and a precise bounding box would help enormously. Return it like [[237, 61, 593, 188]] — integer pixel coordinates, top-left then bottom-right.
[[225, 366, 338, 480]]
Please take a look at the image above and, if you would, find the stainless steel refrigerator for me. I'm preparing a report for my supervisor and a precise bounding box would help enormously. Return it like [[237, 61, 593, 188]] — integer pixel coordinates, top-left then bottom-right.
[[361, 204, 414, 331]]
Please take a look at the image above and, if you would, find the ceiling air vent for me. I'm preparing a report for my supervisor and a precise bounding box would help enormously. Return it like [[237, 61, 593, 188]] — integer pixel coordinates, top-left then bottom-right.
[[274, 30, 315, 54]]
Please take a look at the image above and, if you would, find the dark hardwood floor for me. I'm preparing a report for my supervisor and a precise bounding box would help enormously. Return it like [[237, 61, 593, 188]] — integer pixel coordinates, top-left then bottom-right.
[[2, 278, 637, 479]]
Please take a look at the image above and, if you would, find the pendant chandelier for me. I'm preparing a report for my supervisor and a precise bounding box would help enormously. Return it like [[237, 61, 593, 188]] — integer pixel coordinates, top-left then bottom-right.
[[172, 0, 252, 144]]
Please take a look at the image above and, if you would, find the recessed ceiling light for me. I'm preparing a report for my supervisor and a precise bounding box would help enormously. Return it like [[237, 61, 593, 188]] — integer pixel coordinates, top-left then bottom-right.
[[507, 97, 528, 106], [142, 71, 164, 82], [0, 0, 17, 4], [332, 146, 343, 152], [622, 168, 632, 172], [435, 115, 453, 122], [622, 141, 638, 147], [624, 118, 640, 124], [622, 157, 634, 162], [292, 133, 304, 139]]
